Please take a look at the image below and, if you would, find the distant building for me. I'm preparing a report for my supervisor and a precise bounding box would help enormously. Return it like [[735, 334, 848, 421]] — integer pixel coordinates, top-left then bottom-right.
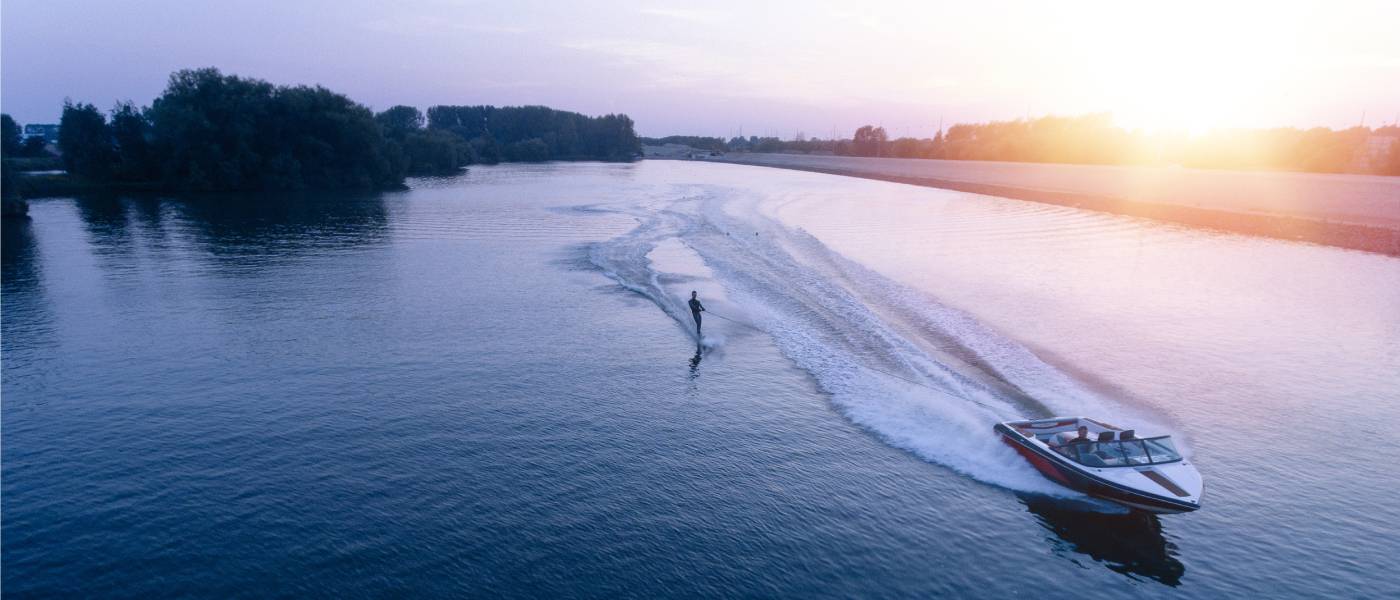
[[22, 123, 59, 143]]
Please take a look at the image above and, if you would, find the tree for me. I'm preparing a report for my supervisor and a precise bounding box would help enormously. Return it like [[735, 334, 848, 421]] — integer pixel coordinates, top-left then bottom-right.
[[505, 138, 550, 162], [1384, 138, 1400, 176], [143, 68, 404, 190], [376, 105, 424, 139], [110, 101, 153, 180], [890, 137, 925, 158], [21, 137, 47, 156], [427, 105, 640, 162], [1, 114, 20, 157], [145, 68, 278, 189], [402, 129, 470, 174], [377, 105, 470, 175], [641, 136, 726, 152], [851, 125, 888, 157], [43, 68, 653, 191], [1, 158, 28, 217], [470, 133, 502, 164], [55, 68, 408, 190], [58, 101, 116, 179]]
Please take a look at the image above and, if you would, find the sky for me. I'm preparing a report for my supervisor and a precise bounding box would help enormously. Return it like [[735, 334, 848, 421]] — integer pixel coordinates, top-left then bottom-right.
[[3, 0, 1398, 138]]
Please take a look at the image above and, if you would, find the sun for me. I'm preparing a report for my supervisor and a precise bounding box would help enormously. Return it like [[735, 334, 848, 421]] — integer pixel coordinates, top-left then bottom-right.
[[1096, 44, 1256, 135], [1073, 2, 1304, 135], [1111, 95, 1229, 136]]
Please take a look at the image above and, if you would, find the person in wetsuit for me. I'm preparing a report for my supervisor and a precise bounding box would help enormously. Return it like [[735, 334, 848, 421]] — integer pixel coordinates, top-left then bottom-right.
[[688, 291, 705, 335]]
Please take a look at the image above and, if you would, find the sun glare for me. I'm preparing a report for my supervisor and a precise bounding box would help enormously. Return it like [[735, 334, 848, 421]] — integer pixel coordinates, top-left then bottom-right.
[[1071, 2, 1307, 134]]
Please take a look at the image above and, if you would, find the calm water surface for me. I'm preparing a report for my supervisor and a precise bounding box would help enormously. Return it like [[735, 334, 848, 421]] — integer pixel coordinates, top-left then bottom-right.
[[4, 162, 1399, 597]]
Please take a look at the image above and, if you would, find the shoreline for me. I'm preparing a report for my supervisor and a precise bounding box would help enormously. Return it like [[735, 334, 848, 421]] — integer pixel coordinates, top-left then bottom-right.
[[688, 154, 1400, 257]]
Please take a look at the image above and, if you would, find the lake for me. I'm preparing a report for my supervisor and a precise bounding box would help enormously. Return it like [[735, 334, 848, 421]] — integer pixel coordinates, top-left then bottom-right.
[[4, 161, 1399, 598]]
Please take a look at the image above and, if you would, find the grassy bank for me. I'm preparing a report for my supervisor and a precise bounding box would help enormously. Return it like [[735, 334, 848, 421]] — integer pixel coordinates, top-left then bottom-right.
[[14, 172, 164, 199]]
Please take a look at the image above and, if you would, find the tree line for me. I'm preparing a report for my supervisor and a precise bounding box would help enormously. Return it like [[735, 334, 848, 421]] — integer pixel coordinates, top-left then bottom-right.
[[641, 136, 728, 152], [32, 68, 641, 192], [836, 115, 1400, 175], [427, 105, 641, 163], [658, 114, 1400, 176]]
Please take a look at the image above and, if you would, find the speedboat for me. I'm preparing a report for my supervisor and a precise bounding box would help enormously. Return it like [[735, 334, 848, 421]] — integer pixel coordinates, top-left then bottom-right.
[[995, 417, 1202, 513]]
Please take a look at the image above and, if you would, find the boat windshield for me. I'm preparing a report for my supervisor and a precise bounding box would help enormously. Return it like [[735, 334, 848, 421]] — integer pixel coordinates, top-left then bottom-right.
[[1053, 436, 1182, 467], [1142, 437, 1182, 463]]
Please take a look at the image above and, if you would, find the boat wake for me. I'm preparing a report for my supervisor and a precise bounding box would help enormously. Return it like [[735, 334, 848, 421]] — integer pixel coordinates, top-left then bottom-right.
[[586, 184, 1149, 498]]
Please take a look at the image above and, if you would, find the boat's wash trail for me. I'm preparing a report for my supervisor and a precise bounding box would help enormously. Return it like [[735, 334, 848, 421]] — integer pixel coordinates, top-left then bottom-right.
[[588, 184, 1162, 496]]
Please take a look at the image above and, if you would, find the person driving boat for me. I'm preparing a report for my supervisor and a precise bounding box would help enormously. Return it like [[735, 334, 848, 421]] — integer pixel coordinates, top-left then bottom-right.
[[1053, 425, 1092, 447]]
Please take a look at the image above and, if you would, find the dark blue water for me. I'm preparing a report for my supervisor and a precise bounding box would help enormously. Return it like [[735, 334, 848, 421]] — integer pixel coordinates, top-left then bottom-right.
[[4, 162, 1399, 598]]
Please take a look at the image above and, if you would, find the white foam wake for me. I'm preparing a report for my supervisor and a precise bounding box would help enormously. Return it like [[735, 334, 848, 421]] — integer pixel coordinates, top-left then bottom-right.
[[586, 185, 1147, 497]]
